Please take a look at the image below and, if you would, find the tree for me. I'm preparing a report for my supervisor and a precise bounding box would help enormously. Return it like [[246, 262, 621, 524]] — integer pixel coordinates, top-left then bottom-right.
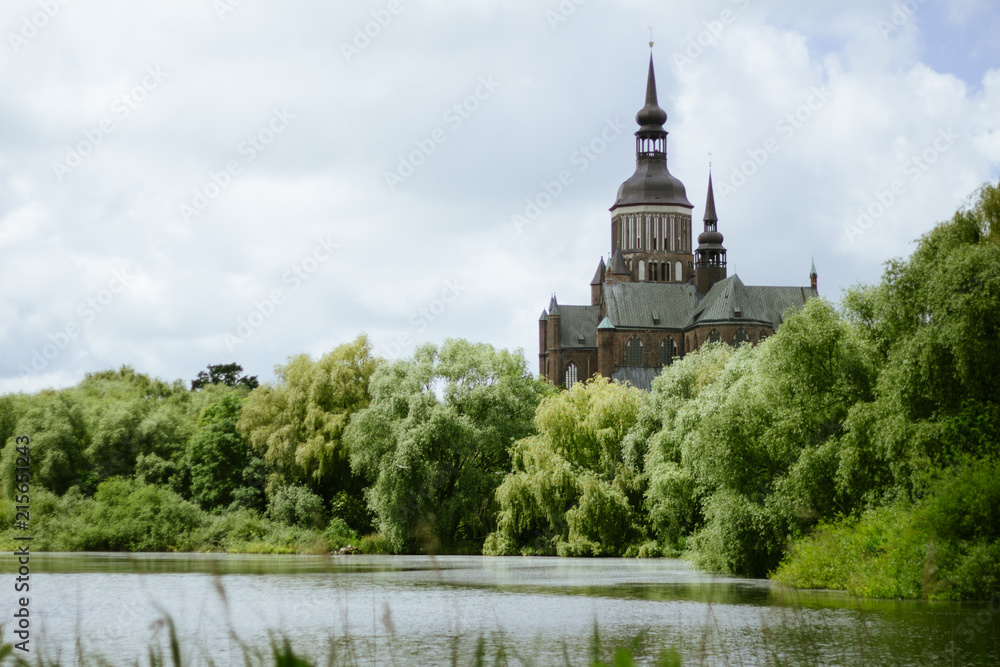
[[75, 367, 193, 485], [345, 339, 551, 553], [237, 335, 378, 503], [191, 363, 259, 391], [1, 390, 89, 497], [187, 392, 255, 511], [485, 376, 646, 556]]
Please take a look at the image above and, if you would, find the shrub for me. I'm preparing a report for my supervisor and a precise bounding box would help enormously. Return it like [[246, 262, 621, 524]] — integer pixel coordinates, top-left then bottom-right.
[[267, 485, 326, 528]]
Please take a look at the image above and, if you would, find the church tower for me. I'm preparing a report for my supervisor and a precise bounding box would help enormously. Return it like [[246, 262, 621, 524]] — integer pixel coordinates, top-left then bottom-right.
[[694, 171, 727, 294], [609, 56, 694, 284]]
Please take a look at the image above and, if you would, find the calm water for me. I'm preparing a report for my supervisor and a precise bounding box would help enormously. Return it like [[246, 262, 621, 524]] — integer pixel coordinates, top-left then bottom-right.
[[3, 553, 998, 665]]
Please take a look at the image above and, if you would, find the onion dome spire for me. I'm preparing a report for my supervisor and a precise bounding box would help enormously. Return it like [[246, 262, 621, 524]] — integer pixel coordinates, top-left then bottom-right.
[[611, 55, 692, 210], [636, 56, 668, 131]]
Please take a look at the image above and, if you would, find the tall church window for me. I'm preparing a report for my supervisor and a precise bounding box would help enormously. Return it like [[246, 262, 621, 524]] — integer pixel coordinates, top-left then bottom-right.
[[660, 338, 677, 366], [625, 336, 644, 366], [565, 362, 578, 389], [733, 329, 750, 346], [758, 329, 769, 343], [675, 261, 682, 282], [651, 263, 658, 281], [638, 260, 646, 281], [708, 329, 721, 343]]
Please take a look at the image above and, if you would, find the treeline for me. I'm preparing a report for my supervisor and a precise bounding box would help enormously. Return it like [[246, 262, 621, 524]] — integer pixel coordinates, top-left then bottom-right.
[[2, 182, 998, 600]]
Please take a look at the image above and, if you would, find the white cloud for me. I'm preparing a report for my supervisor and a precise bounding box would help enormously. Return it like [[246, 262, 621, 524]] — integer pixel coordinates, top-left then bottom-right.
[[0, 0, 997, 388]]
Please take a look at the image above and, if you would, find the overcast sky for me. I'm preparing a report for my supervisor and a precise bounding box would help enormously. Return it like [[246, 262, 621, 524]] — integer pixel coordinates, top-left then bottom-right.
[[1, 0, 998, 393]]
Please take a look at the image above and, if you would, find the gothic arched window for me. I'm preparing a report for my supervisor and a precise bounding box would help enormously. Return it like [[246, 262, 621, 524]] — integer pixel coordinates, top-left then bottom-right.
[[565, 362, 578, 389], [625, 336, 644, 366], [707, 329, 721, 344], [675, 261, 683, 282], [660, 338, 677, 366], [759, 329, 769, 343], [733, 329, 750, 346]]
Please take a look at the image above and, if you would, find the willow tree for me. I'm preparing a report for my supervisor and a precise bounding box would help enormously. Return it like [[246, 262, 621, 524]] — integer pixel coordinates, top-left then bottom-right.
[[237, 334, 378, 507], [345, 339, 549, 553], [485, 376, 647, 557]]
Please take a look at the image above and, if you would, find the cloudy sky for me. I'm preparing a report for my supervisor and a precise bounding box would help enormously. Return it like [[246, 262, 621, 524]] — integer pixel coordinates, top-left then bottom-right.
[[1, 0, 998, 392]]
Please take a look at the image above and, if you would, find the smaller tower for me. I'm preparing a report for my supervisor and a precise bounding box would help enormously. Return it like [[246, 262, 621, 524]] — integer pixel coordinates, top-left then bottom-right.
[[597, 317, 615, 379], [546, 295, 563, 384], [538, 309, 549, 375], [605, 251, 633, 285], [810, 259, 818, 292], [590, 257, 606, 306], [694, 171, 727, 295]]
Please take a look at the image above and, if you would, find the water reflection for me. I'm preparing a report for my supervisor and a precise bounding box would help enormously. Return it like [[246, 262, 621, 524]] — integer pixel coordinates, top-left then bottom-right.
[[2, 553, 996, 666]]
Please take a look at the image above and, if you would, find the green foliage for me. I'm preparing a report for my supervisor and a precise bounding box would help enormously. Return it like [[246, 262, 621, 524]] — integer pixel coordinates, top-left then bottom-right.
[[238, 335, 377, 500], [641, 299, 876, 576], [187, 392, 253, 510], [191, 362, 259, 391], [1, 390, 88, 496], [267, 485, 326, 528], [485, 377, 645, 556], [775, 458, 1000, 600], [43, 478, 205, 552], [347, 339, 550, 553]]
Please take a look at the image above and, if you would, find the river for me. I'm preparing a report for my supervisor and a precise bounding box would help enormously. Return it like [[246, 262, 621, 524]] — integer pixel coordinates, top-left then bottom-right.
[[3, 553, 998, 665]]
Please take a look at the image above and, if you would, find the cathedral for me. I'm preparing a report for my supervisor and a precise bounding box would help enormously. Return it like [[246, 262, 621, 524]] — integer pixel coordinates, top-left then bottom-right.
[[539, 56, 818, 390]]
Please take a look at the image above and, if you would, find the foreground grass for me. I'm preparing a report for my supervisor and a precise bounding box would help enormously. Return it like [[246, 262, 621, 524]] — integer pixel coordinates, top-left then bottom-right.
[[0, 622, 684, 667]]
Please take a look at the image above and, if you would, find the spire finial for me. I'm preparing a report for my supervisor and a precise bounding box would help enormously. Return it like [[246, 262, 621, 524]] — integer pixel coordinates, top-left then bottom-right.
[[648, 25, 654, 48], [708, 151, 713, 170]]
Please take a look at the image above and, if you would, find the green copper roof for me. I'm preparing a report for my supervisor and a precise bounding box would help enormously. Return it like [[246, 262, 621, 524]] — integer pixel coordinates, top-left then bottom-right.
[[597, 316, 615, 330]]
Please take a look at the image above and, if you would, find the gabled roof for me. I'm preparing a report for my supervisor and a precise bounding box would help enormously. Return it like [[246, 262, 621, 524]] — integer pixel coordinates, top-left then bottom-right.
[[557, 305, 602, 349], [686, 275, 817, 329], [687, 275, 771, 327], [744, 286, 818, 329], [603, 282, 700, 329]]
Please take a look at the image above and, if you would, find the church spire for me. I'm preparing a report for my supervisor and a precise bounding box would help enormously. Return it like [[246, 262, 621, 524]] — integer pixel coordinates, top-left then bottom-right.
[[704, 170, 718, 226], [695, 169, 727, 294], [611, 55, 692, 211], [636, 56, 668, 133]]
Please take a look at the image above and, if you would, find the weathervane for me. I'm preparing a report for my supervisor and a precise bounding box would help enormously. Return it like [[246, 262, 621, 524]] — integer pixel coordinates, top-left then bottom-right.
[[708, 151, 713, 170], [648, 25, 654, 48]]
